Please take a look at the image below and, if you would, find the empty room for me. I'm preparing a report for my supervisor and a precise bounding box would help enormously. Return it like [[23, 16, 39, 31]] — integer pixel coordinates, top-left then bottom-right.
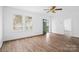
[[0, 6, 79, 52]]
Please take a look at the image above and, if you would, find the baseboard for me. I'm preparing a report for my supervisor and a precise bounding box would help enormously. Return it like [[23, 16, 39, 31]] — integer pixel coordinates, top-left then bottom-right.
[[51, 32, 79, 38], [71, 36, 79, 39], [4, 32, 79, 42], [4, 34, 43, 42]]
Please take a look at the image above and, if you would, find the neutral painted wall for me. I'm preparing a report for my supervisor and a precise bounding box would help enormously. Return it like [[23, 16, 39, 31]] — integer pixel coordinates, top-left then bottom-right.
[[3, 6, 79, 41], [3, 7, 51, 41], [50, 12, 64, 34], [50, 6, 79, 37], [0, 7, 3, 47], [3, 7, 43, 41]]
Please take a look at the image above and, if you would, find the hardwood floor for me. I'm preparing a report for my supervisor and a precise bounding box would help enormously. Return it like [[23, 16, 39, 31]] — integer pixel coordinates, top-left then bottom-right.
[[0, 33, 79, 52]]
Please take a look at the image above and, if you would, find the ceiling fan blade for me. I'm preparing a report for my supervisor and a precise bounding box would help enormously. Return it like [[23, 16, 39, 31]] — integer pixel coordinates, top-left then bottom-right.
[[52, 11, 56, 13], [47, 10, 56, 13], [50, 6, 56, 10], [52, 6, 56, 9], [44, 6, 63, 13], [55, 8, 62, 10]]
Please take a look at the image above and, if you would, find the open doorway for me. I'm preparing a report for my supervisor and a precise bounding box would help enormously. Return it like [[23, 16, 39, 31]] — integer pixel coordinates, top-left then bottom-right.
[[43, 19, 49, 35]]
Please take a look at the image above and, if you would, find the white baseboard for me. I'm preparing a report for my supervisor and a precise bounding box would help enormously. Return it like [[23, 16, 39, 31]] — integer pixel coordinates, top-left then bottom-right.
[[3, 33, 43, 42], [72, 35, 79, 38]]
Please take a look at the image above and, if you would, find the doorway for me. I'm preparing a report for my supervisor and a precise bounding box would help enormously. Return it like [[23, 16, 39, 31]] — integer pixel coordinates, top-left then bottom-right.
[[43, 19, 49, 35]]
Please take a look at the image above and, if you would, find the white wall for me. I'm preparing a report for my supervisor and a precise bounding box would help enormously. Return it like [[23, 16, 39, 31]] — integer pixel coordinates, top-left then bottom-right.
[[3, 7, 42, 41], [50, 13, 64, 34], [3, 7, 51, 41], [64, 19, 72, 31], [4, 6, 79, 41], [50, 6, 79, 37], [0, 7, 3, 47]]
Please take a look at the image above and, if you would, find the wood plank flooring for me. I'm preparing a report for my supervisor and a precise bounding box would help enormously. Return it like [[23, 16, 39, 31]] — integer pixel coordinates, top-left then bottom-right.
[[0, 33, 79, 52]]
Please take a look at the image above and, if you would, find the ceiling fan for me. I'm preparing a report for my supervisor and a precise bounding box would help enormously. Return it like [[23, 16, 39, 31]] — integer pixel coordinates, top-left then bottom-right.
[[44, 6, 62, 13]]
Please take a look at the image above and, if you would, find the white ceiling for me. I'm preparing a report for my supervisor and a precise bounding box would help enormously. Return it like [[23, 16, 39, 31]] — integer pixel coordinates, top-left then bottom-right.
[[8, 6, 79, 14], [9, 6, 50, 14]]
